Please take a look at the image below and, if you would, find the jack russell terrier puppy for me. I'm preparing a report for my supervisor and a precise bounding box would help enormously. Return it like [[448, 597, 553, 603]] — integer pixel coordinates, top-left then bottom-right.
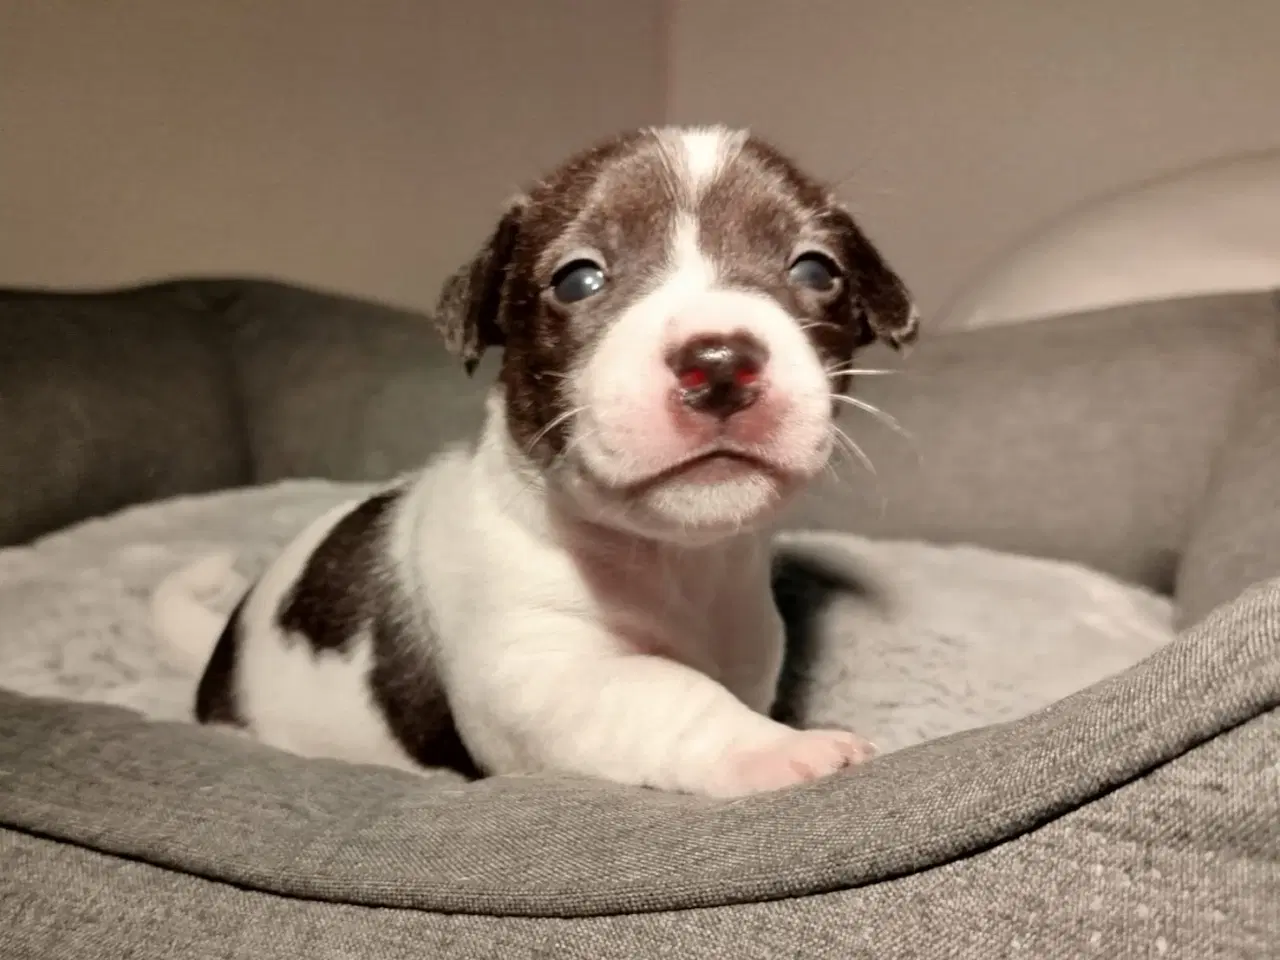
[[159, 125, 918, 797]]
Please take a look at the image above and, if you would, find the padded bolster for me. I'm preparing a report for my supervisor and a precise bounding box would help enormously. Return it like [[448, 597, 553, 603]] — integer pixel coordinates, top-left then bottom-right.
[[0, 283, 251, 547], [788, 292, 1280, 593], [1177, 327, 1280, 627], [0, 277, 482, 546], [221, 281, 488, 484]]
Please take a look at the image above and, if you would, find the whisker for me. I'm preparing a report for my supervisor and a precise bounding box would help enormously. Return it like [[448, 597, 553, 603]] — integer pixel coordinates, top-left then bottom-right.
[[501, 463, 545, 514], [829, 425, 891, 514], [500, 418, 595, 513], [826, 425, 856, 469], [829, 423, 877, 480], [831, 394, 910, 440], [525, 406, 586, 455], [830, 393, 924, 471], [828, 157, 903, 201], [799, 319, 844, 335], [818, 427, 851, 485], [552, 427, 597, 470], [824, 366, 899, 378]]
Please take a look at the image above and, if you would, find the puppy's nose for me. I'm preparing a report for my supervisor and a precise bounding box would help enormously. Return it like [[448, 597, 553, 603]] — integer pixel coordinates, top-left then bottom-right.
[[668, 333, 769, 419]]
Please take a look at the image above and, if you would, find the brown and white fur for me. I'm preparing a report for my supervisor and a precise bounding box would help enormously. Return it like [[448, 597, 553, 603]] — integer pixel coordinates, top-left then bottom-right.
[[155, 126, 918, 797]]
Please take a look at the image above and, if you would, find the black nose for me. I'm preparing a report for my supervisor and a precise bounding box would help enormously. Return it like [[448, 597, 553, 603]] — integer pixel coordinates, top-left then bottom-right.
[[668, 333, 769, 419]]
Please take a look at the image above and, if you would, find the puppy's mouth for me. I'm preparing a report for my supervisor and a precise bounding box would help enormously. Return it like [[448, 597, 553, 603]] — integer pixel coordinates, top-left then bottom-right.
[[617, 449, 789, 496]]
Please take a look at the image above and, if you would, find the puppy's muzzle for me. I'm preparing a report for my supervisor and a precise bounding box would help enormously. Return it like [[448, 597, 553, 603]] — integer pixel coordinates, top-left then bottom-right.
[[668, 332, 769, 420]]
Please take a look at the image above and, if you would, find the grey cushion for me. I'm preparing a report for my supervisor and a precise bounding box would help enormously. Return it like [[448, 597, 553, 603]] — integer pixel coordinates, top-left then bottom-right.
[[4, 280, 1280, 958], [0, 278, 484, 547], [0, 283, 249, 546], [788, 292, 1280, 593], [221, 280, 488, 484], [1177, 324, 1280, 627], [3, 573, 1278, 957]]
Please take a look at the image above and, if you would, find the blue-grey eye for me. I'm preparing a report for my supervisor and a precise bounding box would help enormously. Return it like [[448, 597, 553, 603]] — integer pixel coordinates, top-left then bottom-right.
[[551, 259, 607, 304], [788, 252, 842, 293]]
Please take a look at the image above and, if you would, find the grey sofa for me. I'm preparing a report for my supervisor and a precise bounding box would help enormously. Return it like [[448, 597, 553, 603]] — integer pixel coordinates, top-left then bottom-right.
[[1, 279, 1278, 959]]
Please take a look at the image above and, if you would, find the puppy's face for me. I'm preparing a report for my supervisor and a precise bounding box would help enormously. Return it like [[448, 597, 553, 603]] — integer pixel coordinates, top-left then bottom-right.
[[436, 126, 917, 542]]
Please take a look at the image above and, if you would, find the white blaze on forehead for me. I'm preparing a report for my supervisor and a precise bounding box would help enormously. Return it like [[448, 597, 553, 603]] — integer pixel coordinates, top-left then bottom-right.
[[627, 125, 751, 312], [665, 212, 717, 301], [643, 127, 752, 316], [668, 125, 748, 196]]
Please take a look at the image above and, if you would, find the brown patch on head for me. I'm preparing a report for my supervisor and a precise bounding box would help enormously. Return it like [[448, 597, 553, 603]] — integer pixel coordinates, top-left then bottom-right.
[[434, 204, 521, 375], [433, 126, 916, 463], [436, 129, 691, 461], [696, 136, 917, 392], [497, 132, 687, 459]]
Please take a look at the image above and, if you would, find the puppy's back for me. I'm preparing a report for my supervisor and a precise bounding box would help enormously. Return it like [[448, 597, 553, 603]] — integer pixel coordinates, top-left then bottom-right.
[[195, 481, 477, 776]]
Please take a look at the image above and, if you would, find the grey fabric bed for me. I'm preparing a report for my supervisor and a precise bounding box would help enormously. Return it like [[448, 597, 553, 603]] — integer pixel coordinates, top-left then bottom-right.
[[1, 279, 1278, 959]]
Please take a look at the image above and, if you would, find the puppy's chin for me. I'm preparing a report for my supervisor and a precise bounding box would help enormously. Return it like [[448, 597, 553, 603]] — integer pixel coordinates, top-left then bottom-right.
[[557, 450, 819, 546]]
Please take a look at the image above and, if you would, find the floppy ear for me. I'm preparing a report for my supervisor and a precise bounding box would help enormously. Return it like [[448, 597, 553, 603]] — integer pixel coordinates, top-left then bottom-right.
[[832, 207, 920, 351], [433, 198, 525, 375]]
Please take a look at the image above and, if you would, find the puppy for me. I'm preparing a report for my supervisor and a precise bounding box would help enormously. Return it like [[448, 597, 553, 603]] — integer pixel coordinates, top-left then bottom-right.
[[167, 126, 918, 797]]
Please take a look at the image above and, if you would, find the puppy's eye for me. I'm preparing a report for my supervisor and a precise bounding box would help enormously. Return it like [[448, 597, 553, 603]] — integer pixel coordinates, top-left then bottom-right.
[[551, 259, 607, 304], [788, 252, 842, 293]]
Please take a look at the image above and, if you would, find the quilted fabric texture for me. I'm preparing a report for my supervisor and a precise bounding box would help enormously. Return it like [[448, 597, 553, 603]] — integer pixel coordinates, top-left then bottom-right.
[[0, 279, 484, 548]]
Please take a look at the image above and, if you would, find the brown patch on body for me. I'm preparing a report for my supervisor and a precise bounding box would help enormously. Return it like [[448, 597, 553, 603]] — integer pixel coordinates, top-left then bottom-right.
[[274, 488, 479, 777], [194, 595, 249, 727]]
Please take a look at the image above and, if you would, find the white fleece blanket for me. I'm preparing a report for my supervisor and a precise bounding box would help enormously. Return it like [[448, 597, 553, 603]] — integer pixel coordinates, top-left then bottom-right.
[[0, 481, 1175, 754]]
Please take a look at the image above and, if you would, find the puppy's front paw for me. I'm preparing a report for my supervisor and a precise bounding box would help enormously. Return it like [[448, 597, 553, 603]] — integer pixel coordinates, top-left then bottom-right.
[[708, 729, 875, 798]]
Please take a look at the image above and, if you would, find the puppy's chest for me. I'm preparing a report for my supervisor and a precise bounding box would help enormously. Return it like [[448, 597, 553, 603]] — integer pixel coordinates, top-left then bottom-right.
[[588, 557, 763, 677]]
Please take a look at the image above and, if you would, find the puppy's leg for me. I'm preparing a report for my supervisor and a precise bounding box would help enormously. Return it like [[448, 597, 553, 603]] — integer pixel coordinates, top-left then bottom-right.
[[450, 617, 874, 797]]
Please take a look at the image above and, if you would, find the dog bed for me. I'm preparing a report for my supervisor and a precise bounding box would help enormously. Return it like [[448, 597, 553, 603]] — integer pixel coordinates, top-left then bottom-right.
[[3, 279, 1279, 959], [2, 482, 1275, 960]]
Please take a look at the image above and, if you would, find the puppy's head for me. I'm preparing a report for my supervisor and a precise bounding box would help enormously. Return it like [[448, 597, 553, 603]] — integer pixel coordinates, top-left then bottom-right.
[[436, 126, 917, 542]]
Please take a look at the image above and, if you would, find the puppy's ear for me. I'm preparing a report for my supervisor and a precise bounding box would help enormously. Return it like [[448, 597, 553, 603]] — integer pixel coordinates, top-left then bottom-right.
[[434, 197, 526, 375], [831, 207, 920, 351]]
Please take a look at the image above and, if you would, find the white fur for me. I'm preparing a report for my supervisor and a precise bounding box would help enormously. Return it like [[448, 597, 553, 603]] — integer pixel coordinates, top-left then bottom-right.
[[233, 502, 427, 772], [677, 126, 746, 192], [417, 411, 785, 789], [443, 407, 867, 793], [160, 400, 870, 795], [573, 208, 834, 536]]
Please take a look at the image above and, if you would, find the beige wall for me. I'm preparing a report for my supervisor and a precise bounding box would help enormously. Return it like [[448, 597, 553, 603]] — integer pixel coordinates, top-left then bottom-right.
[[5, 2, 1278, 319], [667, 0, 1280, 316], [0, 1, 664, 310]]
